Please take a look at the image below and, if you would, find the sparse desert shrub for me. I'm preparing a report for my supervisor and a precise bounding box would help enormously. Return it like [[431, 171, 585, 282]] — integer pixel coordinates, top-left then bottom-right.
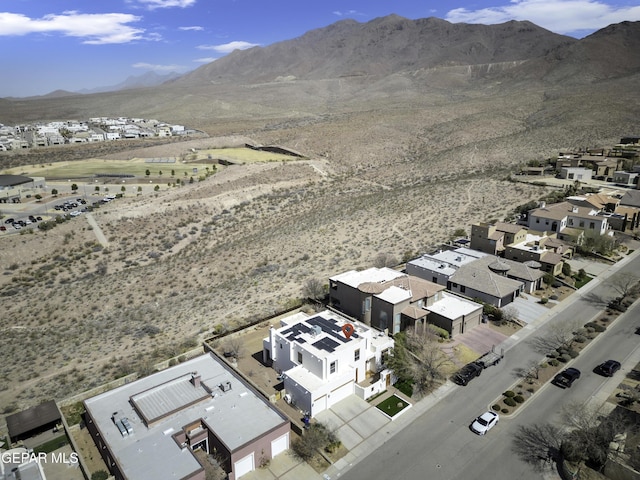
[[503, 390, 516, 398], [503, 397, 517, 407], [492, 404, 501, 411], [584, 322, 605, 332], [514, 395, 525, 404]]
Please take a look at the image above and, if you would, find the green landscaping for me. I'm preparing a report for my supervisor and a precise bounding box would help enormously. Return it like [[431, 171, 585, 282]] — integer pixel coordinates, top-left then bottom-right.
[[33, 434, 69, 454], [376, 395, 410, 418]]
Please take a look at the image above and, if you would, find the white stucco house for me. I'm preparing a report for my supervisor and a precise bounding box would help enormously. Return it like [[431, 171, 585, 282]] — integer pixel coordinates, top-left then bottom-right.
[[263, 310, 394, 417]]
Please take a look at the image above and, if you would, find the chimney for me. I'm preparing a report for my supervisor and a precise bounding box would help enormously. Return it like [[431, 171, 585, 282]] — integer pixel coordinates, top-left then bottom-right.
[[191, 372, 201, 388]]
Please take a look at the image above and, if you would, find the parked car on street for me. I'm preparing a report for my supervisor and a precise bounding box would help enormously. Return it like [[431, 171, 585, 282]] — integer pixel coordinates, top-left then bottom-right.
[[553, 367, 581, 388], [470, 411, 499, 435], [596, 360, 621, 377]]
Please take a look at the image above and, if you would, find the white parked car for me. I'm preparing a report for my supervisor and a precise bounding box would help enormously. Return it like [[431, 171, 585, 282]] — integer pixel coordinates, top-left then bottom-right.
[[470, 411, 499, 435]]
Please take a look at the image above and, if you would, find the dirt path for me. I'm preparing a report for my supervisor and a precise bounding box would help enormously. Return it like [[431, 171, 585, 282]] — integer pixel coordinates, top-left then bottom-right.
[[85, 213, 109, 247]]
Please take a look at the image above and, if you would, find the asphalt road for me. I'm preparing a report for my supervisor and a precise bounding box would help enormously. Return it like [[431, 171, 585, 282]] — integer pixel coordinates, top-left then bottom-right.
[[340, 253, 640, 480]]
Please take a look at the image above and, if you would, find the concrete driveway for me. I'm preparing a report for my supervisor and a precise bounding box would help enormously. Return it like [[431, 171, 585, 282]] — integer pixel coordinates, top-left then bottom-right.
[[451, 324, 509, 356]]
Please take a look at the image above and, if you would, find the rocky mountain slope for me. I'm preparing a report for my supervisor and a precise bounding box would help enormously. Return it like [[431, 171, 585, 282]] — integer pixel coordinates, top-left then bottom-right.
[[0, 16, 639, 413]]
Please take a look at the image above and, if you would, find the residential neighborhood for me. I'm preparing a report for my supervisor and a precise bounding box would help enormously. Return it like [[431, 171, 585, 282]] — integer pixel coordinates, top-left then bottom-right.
[[0, 117, 197, 151], [2, 136, 640, 480]]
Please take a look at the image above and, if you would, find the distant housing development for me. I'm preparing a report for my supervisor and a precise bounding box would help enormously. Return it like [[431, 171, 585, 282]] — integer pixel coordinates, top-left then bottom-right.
[[0, 117, 196, 151]]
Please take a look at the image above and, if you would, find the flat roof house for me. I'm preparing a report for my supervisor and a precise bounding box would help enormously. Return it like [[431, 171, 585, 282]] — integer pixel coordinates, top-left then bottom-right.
[[263, 310, 394, 417], [84, 353, 290, 480], [329, 267, 482, 338]]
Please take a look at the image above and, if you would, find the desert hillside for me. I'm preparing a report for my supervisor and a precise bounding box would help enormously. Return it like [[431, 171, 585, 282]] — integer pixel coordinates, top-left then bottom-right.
[[0, 17, 639, 414]]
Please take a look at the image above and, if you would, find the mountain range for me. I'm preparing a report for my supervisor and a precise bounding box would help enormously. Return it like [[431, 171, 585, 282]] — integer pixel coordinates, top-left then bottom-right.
[[1, 15, 639, 171]]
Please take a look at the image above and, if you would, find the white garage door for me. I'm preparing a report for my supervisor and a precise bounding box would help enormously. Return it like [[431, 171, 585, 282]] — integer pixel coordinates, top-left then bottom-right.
[[312, 395, 327, 416], [271, 432, 289, 457], [329, 382, 353, 407], [234, 452, 254, 479]]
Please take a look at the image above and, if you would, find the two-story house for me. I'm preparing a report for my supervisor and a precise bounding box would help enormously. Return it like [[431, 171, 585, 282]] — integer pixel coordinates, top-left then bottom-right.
[[329, 267, 483, 337], [263, 310, 393, 417], [470, 222, 528, 256], [527, 201, 609, 244]]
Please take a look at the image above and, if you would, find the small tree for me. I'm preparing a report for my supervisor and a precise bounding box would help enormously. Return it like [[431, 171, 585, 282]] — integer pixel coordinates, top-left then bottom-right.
[[501, 305, 519, 324], [450, 228, 467, 239], [51, 188, 58, 196], [71, 183, 78, 192], [374, 252, 398, 268], [137, 186, 142, 194], [222, 338, 245, 360], [34, 193, 42, 200], [171, 169, 175, 176], [154, 185, 160, 192], [91, 471, 109, 480], [561, 262, 571, 277], [159, 170, 163, 176], [121, 186, 126, 193], [303, 277, 325, 300], [145, 169, 150, 176], [95, 185, 100, 192]]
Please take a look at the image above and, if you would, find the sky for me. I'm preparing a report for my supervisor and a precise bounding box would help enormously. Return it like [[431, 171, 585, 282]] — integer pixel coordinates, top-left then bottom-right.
[[1, 0, 639, 98]]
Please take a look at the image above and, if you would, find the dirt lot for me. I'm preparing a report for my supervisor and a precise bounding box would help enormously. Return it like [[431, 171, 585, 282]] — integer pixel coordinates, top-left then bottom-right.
[[0, 136, 552, 430]]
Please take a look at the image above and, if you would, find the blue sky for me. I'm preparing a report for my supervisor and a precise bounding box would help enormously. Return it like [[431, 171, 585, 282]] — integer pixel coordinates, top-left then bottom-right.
[[1, 0, 639, 98]]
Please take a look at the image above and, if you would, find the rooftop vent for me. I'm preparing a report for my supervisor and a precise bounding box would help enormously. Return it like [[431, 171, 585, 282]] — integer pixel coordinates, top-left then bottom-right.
[[219, 381, 232, 393]]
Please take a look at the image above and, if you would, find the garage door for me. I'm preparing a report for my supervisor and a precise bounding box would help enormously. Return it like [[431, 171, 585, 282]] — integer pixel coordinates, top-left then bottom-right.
[[329, 382, 353, 406], [312, 395, 327, 416], [271, 432, 289, 457], [234, 452, 254, 479]]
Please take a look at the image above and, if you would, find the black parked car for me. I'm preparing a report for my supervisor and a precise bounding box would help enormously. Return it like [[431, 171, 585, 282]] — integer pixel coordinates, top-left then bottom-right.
[[553, 368, 581, 388], [596, 360, 621, 377]]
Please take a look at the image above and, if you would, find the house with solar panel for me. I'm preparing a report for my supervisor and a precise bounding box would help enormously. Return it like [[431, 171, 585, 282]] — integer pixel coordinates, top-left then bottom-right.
[[263, 310, 394, 417]]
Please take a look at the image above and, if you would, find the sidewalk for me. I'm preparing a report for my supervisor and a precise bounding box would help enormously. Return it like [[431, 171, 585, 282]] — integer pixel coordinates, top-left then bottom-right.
[[248, 250, 640, 480]]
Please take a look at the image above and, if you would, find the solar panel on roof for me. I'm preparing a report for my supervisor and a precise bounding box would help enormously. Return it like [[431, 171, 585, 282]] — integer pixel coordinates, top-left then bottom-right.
[[312, 337, 340, 352]]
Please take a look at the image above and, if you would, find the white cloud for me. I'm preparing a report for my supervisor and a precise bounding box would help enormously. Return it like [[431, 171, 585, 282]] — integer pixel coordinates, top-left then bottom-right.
[[445, 0, 640, 36], [134, 0, 196, 10], [0, 11, 145, 44], [197, 40, 260, 53], [179, 25, 203, 31], [132, 62, 185, 71], [333, 10, 365, 17], [194, 57, 217, 63]]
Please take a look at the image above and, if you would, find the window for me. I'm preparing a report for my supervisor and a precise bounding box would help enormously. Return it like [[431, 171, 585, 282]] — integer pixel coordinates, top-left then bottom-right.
[[354, 349, 360, 361], [589, 222, 595, 229], [460, 285, 466, 293], [362, 296, 371, 314], [432, 277, 438, 283], [297, 352, 302, 364], [579, 221, 584, 227], [330, 361, 337, 374]]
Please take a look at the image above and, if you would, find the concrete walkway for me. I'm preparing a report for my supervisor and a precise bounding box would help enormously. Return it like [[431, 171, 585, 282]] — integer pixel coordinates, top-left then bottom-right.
[[247, 250, 640, 480]]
